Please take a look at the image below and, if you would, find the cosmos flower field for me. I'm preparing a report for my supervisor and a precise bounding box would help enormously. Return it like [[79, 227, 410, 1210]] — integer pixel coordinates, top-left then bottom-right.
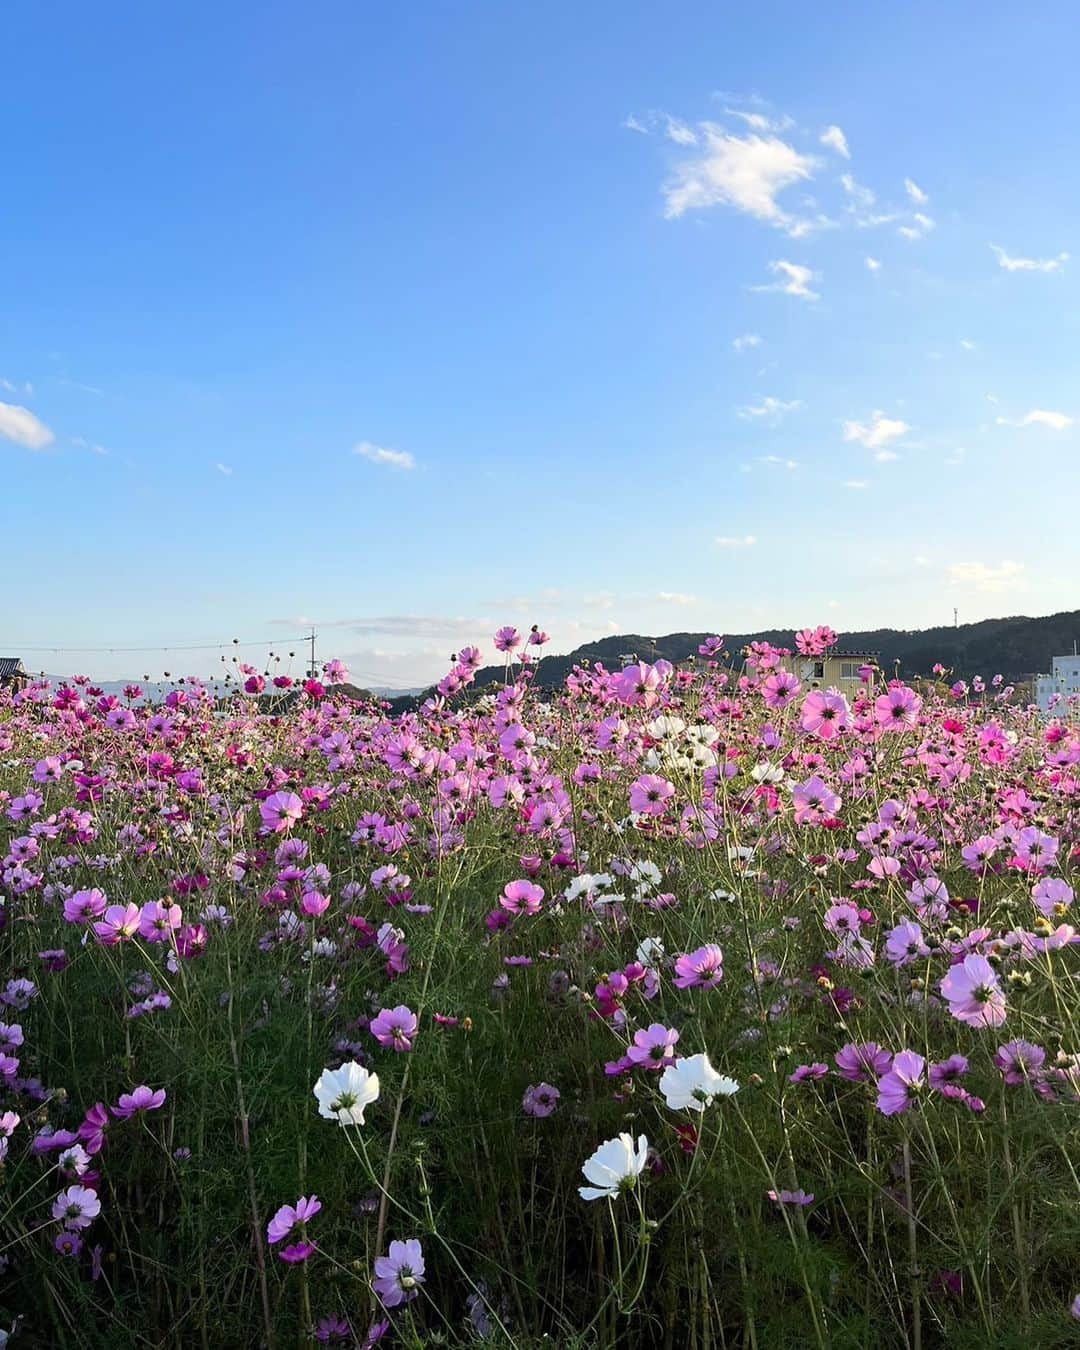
[[1, 626, 1078, 1348]]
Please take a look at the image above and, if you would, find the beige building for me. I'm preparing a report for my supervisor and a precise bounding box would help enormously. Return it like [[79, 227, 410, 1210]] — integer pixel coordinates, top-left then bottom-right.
[[779, 650, 879, 692]]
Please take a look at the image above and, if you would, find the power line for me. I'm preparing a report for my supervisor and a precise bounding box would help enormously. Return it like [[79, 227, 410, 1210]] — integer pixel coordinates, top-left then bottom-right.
[[9, 637, 311, 655]]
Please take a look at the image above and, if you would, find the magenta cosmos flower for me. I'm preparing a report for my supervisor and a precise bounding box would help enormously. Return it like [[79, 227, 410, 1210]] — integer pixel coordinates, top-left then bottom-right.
[[834, 1042, 893, 1082], [372, 1238, 425, 1308], [369, 1005, 419, 1052], [799, 689, 851, 740], [493, 626, 521, 653], [876, 1051, 925, 1116], [267, 1195, 321, 1247], [673, 944, 724, 990], [791, 775, 841, 824], [940, 954, 1007, 1029], [113, 1085, 166, 1120], [260, 791, 304, 834]]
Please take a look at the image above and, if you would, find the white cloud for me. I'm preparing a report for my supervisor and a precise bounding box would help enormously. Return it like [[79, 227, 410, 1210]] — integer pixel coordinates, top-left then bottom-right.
[[273, 614, 485, 639], [737, 395, 802, 424], [865, 256, 882, 272], [898, 212, 935, 240], [664, 116, 697, 146], [840, 172, 875, 208], [0, 378, 32, 397], [0, 400, 54, 451], [995, 409, 1073, 430], [353, 440, 415, 470], [663, 127, 818, 229], [623, 114, 649, 135], [215, 462, 234, 476], [820, 125, 850, 159], [715, 534, 758, 548], [752, 259, 820, 300], [990, 244, 1069, 273], [904, 178, 929, 204], [733, 333, 763, 351], [959, 339, 976, 350], [656, 591, 697, 605], [723, 107, 794, 133], [873, 448, 899, 463], [70, 436, 108, 455], [758, 454, 799, 469], [946, 560, 1025, 593], [842, 410, 910, 450], [843, 479, 868, 489]]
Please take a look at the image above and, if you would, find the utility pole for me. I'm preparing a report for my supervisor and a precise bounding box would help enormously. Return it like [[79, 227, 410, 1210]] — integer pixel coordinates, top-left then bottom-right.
[[308, 628, 317, 680], [953, 607, 958, 628]]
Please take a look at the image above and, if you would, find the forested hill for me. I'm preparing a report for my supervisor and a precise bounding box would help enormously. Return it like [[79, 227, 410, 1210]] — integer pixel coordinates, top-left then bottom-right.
[[385, 609, 1079, 711]]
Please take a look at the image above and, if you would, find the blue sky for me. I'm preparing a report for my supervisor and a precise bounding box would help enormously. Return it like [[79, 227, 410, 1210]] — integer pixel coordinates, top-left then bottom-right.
[[4, 2, 1079, 687]]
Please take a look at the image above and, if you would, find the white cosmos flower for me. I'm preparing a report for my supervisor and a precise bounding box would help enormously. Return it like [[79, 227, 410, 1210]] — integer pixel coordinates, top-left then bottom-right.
[[313, 1060, 380, 1126], [636, 936, 665, 967], [660, 1054, 740, 1112], [579, 1132, 650, 1201], [751, 761, 785, 784]]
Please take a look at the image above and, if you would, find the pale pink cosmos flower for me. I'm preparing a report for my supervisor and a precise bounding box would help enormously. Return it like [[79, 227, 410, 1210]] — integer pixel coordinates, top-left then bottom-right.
[[52, 1185, 101, 1230], [876, 1051, 925, 1116], [370, 1005, 419, 1052], [113, 1085, 167, 1119], [260, 791, 304, 834], [673, 945, 724, 990], [874, 685, 922, 730], [940, 954, 1007, 1028], [267, 1195, 321, 1246]]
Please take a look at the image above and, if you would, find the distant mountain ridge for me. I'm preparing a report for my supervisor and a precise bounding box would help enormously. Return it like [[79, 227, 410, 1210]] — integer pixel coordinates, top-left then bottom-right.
[[385, 609, 1080, 711]]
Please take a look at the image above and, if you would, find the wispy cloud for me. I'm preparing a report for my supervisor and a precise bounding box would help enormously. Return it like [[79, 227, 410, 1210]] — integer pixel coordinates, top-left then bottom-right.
[[733, 333, 763, 351], [865, 256, 882, 272], [623, 113, 649, 135], [842, 410, 910, 451], [663, 125, 818, 230], [752, 259, 820, 300], [0, 378, 33, 397], [715, 534, 758, 548], [904, 178, 929, 204], [0, 400, 54, 451], [353, 440, 415, 470], [656, 591, 697, 605], [820, 125, 850, 158], [840, 172, 875, 208], [70, 436, 108, 456], [738, 396, 802, 424], [898, 212, 935, 240], [215, 462, 234, 476], [758, 454, 799, 470], [663, 115, 697, 146], [995, 409, 1073, 430], [946, 560, 1025, 593], [990, 244, 1069, 273], [843, 479, 869, 489]]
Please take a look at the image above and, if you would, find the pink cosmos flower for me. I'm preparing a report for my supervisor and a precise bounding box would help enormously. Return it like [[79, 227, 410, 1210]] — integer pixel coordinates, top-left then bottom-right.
[[63, 888, 108, 925], [626, 1023, 679, 1070], [994, 1039, 1046, 1084], [138, 900, 183, 943], [874, 686, 922, 730], [370, 1005, 418, 1052], [493, 627, 522, 653], [767, 1188, 815, 1206], [791, 775, 841, 824], [372, 1238, 425, 1308], [499, 880, 544, 916], [876, 1051, 926, 1116], [629, 774, 675, 816], [522, 1083, 560, 1117], [52, 1185, 101, 1230], [940, 954, 1007, 1028], [113, 1085, 167, 1120], [260, 791, 304, 834], [267, 1195, 322, 1246], [762, 670, 801, 709], [835, 1042, 893, 1082], [673, 945, 724, 990], [884, 920, 930, 967], [799, 689, 851, 740], [93, 903, 141, 945], [1032, 877, 1073, 917]]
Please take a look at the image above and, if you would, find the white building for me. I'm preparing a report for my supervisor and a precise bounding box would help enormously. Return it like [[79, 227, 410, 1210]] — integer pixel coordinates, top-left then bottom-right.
[[1035, 651, 1080, 716]]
